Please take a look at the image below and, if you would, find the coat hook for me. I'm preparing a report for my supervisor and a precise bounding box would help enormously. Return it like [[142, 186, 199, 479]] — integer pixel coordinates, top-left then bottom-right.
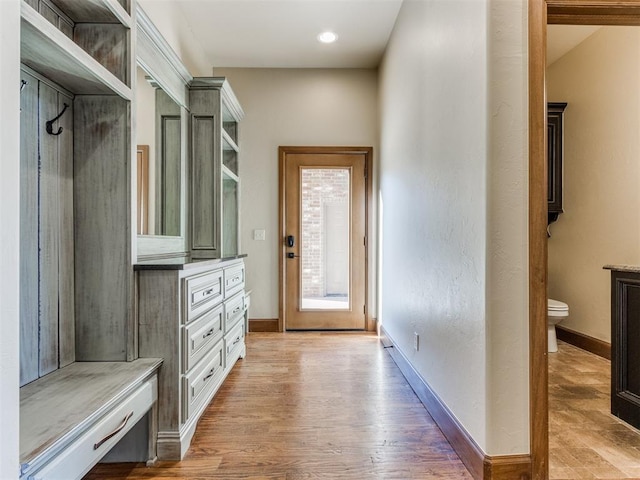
[[46, 103, 69, 136]]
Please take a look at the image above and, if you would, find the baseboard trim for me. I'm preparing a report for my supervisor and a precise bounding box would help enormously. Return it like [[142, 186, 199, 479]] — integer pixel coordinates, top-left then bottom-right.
[[484, 454, 532, 479], [380, 326, 531, 480], [248, 318, 279, 332], [556, 325, 611, 360]]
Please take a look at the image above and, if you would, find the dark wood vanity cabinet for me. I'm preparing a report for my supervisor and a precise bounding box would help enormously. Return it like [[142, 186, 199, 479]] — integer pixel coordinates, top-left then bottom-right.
[[548, 102, 567, 225], [607, 266, 640, 430]]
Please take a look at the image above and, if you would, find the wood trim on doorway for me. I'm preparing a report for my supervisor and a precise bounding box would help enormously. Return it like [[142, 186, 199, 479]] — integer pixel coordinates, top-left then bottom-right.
[[528, 2, 640, 479], [278, 146, 373, 332]]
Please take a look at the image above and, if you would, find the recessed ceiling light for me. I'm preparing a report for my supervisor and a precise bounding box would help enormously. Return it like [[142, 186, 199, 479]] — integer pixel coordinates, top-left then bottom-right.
[[317, 31, 338, 44]]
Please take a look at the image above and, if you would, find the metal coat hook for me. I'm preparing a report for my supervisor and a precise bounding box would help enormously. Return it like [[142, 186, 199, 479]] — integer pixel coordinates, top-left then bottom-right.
[[20, 80, 28, 113], [46, 103, 69, 136]]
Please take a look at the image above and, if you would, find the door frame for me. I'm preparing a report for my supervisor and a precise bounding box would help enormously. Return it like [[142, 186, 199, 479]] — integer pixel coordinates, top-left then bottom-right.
[[278, 146, 373, 332], [528, 2, 640, 479]]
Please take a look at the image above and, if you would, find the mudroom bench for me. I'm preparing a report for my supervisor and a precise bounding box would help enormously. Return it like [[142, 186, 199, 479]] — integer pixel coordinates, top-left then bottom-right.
[[19, 358, 162, 480]]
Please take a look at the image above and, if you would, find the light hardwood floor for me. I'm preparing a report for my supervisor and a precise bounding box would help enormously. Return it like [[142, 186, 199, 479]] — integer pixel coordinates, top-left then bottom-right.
[[550, 341, 640, 479], [86, 332, 473, 479]]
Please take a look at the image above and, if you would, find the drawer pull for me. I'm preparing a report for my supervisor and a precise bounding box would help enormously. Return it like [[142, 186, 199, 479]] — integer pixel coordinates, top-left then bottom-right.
[[228, 275, 241, 285], [232, 306, 242, 314], [202, 328, 215, 339], [192, 287, 216, 305], [203, 367, 216, 382], [93, 411, 134, 450], [232, 336, 241, 346]]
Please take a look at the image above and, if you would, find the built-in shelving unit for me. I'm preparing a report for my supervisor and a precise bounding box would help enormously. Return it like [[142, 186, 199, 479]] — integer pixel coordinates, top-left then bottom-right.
[[20, 1, 132, 99], [18, 0, 156, 477], [190, 77, 245, 259]]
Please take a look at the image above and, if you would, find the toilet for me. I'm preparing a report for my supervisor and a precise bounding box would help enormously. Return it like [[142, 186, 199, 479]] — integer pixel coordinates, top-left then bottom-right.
[[548, 298, 569, 353]]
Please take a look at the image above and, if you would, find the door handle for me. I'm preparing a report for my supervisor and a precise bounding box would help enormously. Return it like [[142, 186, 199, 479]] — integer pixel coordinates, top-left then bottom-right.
[[287, 252, 300, 259]]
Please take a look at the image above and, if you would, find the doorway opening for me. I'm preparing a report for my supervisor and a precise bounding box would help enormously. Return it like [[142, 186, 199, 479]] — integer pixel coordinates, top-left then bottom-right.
[[529, 2, 640, 479]]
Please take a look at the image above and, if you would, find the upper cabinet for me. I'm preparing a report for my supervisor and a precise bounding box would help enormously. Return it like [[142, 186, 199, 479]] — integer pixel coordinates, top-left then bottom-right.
[[190, 78, 245, 259], [548, 102, 567, 226]]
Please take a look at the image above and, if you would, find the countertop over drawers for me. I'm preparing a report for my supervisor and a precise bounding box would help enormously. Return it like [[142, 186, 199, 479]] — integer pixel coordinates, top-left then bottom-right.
[[134, 254, 248, 271]]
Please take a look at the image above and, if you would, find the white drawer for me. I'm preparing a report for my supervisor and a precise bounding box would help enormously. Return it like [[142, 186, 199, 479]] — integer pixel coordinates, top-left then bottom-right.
[[225, 322, 244, 367], [223, 263, 245, 298], [29, 377, 157, 480], [182, 340, 224, 421], [224, 292, 245, 333], [183, 304, 223, 373], [185, 269, 223, 322]]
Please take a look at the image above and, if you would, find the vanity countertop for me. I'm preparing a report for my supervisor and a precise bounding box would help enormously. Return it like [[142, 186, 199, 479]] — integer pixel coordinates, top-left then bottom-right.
[[603, 264, 640, 273], [135, 254, 247, 271]]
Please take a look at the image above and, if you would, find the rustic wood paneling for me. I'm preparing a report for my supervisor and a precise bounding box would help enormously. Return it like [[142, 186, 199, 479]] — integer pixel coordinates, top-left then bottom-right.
[[57, 91, 75, 368], [20, 70, 40, 386], [38, 81, 60, 377], [74, 24, 128, 84], [74, 95, 132, 361]]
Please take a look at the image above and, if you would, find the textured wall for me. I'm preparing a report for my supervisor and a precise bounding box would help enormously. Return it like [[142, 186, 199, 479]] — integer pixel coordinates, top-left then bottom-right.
[[379, 0, 529, 455], [547, 27, 640, 342]]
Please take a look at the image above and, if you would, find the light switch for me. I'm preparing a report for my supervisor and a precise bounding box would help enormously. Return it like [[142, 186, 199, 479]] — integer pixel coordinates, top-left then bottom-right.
[[253, 229, 266, 241]]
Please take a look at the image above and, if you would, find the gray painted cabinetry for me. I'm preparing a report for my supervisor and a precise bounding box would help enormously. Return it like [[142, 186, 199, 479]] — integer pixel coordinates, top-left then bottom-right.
[[137, 258, 247, 459], [190, 78, 245, 259], [18, 1, 161, 478]]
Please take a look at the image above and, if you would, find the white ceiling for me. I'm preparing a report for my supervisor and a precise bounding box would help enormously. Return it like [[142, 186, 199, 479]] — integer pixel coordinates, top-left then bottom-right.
[[173, 0, 403, 69], [547, 25, 601, 66]]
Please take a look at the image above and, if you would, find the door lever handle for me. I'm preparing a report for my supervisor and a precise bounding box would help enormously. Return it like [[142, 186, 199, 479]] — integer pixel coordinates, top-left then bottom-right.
[[287, 252, 300, 259]]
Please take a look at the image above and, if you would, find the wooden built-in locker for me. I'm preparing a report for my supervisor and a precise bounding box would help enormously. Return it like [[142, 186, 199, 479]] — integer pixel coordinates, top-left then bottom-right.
[[20, 68, 75, 386]]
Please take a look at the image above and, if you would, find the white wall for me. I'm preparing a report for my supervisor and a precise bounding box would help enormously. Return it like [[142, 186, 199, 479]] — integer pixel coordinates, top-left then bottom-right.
[[0, 0, 21, 477], [379, 0, 528, 455], [547, 27, 640, 343], [213, 68, 379, 321]]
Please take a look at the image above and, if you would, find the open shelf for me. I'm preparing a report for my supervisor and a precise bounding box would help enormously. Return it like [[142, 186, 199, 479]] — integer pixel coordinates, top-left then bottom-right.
[[222, 164, 239, 184], [49, 0, 131, 27], [222, 129, 239, 153], [21, 1, 132, 99]]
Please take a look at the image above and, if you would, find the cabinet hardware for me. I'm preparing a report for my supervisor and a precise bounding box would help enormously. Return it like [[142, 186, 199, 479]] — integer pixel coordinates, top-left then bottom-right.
[[232, 336, 241, 346], [203, 368, 215, 381], [93, 411, 133, 450], [202, 328, 215, 339], [20, 79, 28, 92]]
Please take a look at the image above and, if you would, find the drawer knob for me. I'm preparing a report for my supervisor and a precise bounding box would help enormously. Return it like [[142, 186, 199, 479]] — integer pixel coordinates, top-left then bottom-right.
[[93, 411, 133, 450]]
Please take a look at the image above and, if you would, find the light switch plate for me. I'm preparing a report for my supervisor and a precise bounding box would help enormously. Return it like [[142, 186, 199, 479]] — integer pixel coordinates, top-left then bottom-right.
[[253, 229, 266, 241]]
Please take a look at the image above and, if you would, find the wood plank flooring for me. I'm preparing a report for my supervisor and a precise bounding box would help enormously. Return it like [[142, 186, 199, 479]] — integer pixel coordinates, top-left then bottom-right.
[[85, 332, 472, 479], [550, 341, 640, 479]]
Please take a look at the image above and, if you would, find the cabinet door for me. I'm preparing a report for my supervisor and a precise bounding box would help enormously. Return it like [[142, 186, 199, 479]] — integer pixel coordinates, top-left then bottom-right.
[[547, 103, 566, 214]]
